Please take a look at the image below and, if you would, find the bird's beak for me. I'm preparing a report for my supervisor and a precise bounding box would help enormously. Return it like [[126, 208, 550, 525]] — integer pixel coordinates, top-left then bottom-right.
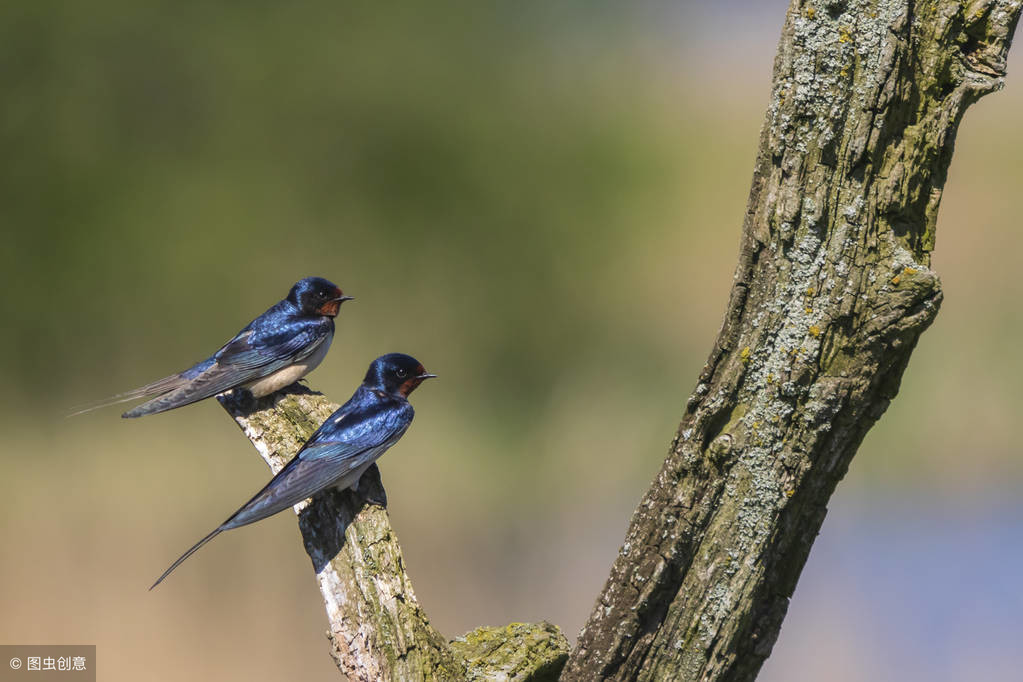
[[334, 295, 355, 302], [417, 373, 437, 380]]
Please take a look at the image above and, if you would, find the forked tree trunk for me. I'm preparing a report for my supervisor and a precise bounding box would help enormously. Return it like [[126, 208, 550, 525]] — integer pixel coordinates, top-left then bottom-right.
[[216, 1, 1022, 680]]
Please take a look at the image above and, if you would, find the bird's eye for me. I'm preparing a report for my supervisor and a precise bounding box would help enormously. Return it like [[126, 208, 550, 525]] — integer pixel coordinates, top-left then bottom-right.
[[320, 290, 331, 298], [396, 368, 408, 379]]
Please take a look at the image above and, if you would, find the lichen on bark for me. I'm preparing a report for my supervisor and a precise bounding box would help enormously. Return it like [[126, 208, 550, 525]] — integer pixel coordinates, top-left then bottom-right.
[[561, 1, 1021, 681], [452, 622, 570, 682]]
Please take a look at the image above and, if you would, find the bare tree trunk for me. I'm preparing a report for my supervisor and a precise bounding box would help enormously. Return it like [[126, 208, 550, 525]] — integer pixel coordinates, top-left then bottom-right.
[[213, 1, 1021, 680], [562, 1, 1022, 681]]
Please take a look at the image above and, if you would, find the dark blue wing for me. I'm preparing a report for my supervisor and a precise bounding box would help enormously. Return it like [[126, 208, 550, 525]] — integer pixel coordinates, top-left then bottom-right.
[[150, 390, 413, 589], [212, 313, 328, 369], [223, 397, 413, 529], [122, 317, 331, 417]]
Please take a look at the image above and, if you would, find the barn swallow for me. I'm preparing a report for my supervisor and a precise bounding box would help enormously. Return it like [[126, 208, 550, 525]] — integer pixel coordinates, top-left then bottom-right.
[[149, 352, 435, 589], [73, 277, 352, 418]]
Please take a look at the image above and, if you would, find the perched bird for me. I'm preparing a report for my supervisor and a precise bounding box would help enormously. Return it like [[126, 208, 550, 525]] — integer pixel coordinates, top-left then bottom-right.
[[73, 277, 352, 418], [150, 352, 436, 589]]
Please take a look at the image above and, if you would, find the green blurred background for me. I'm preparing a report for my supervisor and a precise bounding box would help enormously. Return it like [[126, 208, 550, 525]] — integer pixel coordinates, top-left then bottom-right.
[[1, 2, 1020, 680]]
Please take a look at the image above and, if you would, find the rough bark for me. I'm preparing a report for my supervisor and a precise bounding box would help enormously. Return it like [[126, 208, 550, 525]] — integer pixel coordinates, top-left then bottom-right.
[[561, 1, 1021, 681], [216, 386, 569, 682]]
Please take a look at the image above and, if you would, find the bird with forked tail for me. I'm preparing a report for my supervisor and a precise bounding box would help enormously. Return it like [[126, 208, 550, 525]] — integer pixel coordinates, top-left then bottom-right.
[[71, 277, 352, 418], [150, 352, 435, 589]]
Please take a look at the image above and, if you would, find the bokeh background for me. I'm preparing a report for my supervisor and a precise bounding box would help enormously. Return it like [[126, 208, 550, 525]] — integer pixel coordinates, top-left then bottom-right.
[[1, 2, 1020, 680]]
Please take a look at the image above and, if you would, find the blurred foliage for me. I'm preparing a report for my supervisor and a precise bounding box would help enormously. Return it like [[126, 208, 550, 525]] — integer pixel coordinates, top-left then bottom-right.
[[0, 1, 1020, 680], [1, 1, 700, 409]]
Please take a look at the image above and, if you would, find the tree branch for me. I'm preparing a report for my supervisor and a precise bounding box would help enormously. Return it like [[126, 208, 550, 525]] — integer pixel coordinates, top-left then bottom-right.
[[217, 385, 569, 682], [561, 1, 1021, 680]]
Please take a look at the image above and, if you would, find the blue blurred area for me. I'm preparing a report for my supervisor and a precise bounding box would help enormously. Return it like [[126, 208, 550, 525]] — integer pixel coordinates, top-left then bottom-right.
[[764, 492, 1023, 681]]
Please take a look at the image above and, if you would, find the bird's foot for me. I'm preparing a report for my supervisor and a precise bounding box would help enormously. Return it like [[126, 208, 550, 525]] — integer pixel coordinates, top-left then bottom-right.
[[353, 466, 388, 508]]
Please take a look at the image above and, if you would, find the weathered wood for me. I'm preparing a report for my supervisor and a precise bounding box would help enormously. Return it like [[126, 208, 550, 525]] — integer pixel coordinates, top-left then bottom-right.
[[217, 385, 569, 682], [561, 1, 1022, 680]]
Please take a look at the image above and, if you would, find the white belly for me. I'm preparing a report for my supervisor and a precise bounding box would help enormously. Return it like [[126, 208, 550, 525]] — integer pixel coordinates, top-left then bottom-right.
[[244, 336, 333, 397]]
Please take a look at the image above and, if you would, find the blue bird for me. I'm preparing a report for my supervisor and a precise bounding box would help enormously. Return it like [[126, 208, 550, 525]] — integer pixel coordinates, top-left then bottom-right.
[[74, 277, 352, 418], [149, 353, 436, 589]]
